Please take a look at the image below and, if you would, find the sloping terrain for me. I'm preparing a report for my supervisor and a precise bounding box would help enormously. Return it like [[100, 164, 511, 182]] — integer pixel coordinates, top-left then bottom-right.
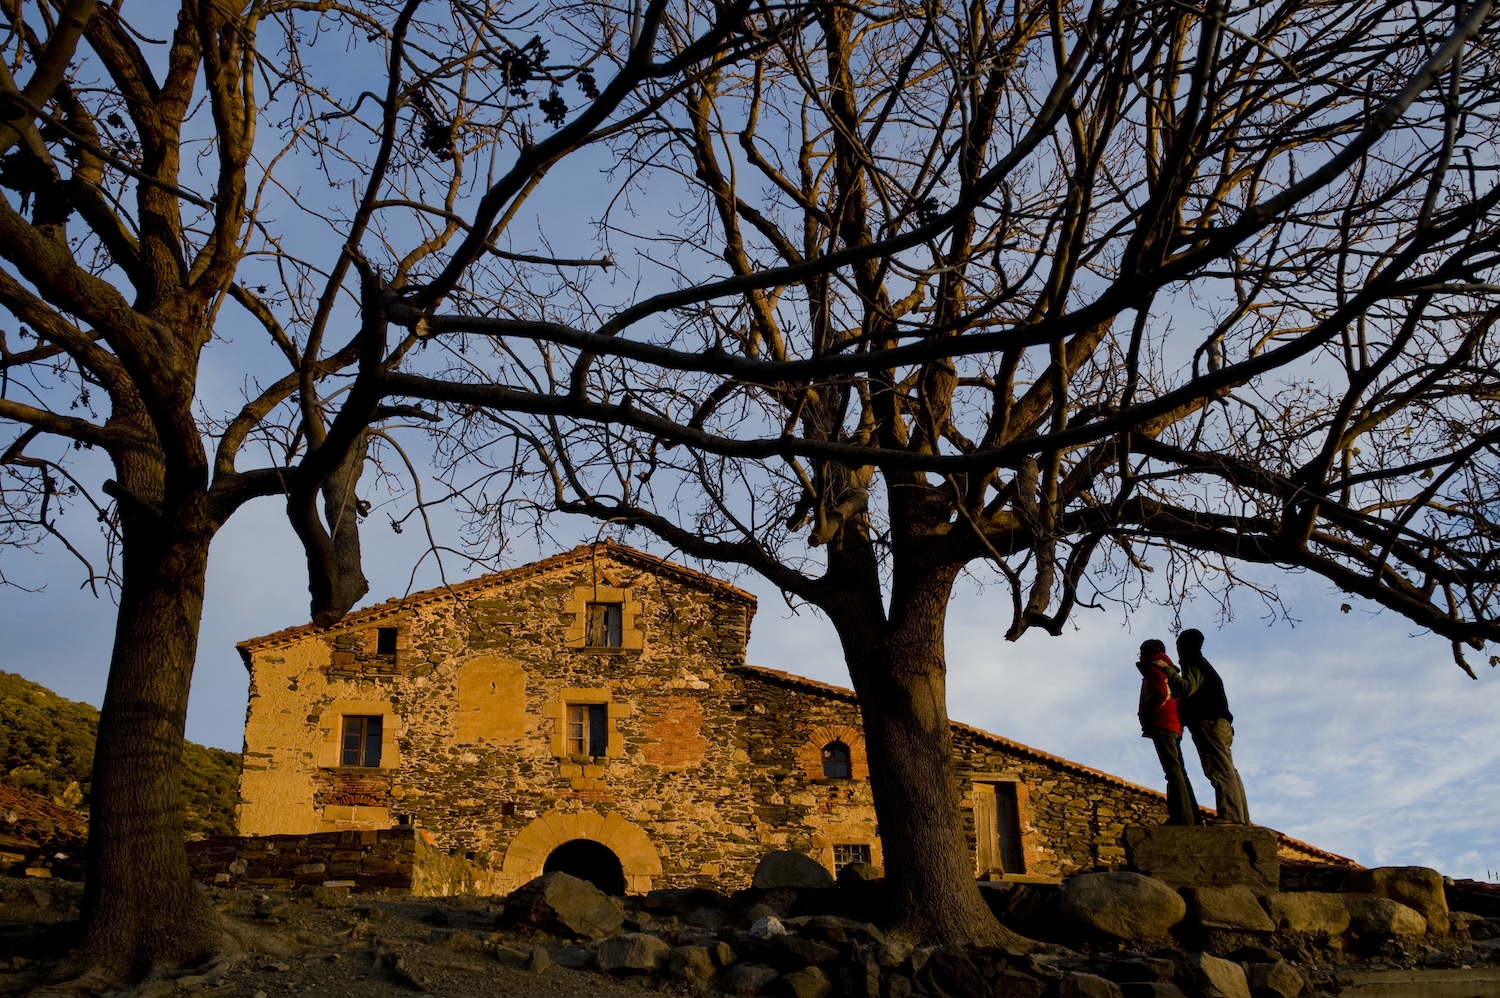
[[0, 670, 241, 836]]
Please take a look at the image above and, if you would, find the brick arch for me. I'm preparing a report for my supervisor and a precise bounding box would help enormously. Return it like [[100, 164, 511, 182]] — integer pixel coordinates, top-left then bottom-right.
[[502, 809, 663, 894], [798, 724, 870, 781], [328, 793, 381, 807]]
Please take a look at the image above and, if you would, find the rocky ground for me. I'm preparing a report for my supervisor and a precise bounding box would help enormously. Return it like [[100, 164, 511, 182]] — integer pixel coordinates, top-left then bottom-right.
[[0, 858, 1498, 997]]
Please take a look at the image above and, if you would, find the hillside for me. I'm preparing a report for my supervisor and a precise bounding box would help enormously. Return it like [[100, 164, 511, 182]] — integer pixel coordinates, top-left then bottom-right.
[[0, 670, 241, 836]]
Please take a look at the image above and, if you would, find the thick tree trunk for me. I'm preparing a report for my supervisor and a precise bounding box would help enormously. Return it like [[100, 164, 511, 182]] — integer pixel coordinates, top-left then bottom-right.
[[79, 476, 221, 975], [835, 559, 1026, 948]]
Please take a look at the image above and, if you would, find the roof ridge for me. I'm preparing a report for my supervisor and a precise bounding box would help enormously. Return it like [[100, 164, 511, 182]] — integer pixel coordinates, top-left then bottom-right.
[[238, 541, 756, 654], [733, 663, 1360, 869]]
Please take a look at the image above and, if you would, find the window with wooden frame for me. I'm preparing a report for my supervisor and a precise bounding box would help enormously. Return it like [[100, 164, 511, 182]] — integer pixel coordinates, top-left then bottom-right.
[[340, 715, 383, 767], [375, 627, 398, 655], [585, 602, 624, 647], [565, 704, 608, 757]]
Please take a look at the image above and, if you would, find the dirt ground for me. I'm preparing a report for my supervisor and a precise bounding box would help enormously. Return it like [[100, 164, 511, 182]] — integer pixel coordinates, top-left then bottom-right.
[[0, 880, 659, 997]]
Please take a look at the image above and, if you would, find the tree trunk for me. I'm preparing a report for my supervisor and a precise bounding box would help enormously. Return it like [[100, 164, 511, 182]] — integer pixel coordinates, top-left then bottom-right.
[[836, 559, 1026, 947], [79, 473, 220, 975]]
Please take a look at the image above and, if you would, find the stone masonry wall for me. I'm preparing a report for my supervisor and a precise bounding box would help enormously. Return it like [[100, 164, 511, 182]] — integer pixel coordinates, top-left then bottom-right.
[[236, 543, 1348, 898]]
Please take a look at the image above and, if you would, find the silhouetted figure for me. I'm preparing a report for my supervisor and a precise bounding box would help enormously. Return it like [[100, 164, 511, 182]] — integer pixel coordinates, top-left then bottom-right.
[[1136, 639, 1200, 826], [1175, 628, 1251, 824]]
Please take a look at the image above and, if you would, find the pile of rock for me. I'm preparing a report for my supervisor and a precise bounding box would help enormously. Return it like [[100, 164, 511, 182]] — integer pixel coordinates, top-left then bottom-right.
[[490, 828, 1500, 997]]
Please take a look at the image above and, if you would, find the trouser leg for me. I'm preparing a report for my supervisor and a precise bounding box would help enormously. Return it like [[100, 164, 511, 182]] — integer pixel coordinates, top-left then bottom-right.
[[1189, 718, 1251, 824], [1151, 732, 1200, 826]]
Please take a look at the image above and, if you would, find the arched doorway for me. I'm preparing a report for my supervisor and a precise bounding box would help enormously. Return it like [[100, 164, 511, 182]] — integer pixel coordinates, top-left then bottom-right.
[[501, 809, 664, 895], [543, 838, 626, 896]]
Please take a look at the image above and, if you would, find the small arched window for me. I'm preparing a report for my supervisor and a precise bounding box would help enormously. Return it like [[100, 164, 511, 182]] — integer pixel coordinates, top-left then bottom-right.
[[821, 741, 851, 779]]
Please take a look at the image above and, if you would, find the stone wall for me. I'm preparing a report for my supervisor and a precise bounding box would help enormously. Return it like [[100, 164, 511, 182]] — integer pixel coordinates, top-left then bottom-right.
[[235, 542, 1353, 899], [185, 827, 494, 896]]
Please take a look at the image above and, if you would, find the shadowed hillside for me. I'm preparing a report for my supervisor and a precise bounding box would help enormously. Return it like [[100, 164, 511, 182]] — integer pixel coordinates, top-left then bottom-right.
[[0, 671, 241, 836]]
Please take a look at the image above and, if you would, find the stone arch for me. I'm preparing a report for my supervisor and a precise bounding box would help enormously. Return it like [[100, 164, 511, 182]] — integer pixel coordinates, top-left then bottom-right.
[[502, 809, 663, 894], [797, 723, 870, 781]]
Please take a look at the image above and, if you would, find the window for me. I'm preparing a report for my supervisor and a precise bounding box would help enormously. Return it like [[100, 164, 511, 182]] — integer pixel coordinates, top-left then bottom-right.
[[376, 627, 398, 655], [585, 602, 624, 647], [340, 715, 383, 767], [833, 843, 871, 874], [821, 741, 851, 779], [566, 704, 608, 756]]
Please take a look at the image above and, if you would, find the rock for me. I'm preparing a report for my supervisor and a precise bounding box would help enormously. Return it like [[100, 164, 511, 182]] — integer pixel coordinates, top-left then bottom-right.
[[1184, 885, 1276, 932], [1261, 892, 1350, 935], [1060, 872, 1187, 939], [504, 872, 624, 939], [596, 932, 671, 973], [750, 914, 791, 939], [838, 862, 881, 885], [712, 940, 737, 966], [1180, 952, 1250, 998], [778, 936, 841, 965], [527, 945, 551, 973], [879, 940, 914, 968], [913, 946, 988, 996], [1340, 867, 1449, 933], [1060, 972, 1124, 997], [1342, 893, 1427, 936], [645, 887, 733, 914], [548, 944, 596, 968], [723, 961, 780, 996], [687, 906, 726, 929], [887, 974, 913, 997], [1120, 985, 1185, 997], [994, 969, 1049, 997], [753, 851, 836, 890], [780, 965, 832, 998], [669, 945, 717, 982], [1123, 826, 1279, 891], [1247, 961, 1305, 997]]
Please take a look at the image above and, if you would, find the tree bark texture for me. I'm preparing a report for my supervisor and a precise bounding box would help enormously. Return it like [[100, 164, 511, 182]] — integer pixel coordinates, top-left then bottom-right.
[[832, 555, 1022, 947], [80, 451, 220, 973]]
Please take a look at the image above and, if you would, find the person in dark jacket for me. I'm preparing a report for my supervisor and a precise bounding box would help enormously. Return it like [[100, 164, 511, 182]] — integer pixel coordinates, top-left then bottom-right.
[[1175, 628, 1250, 824], [1136, 639, 1200, 826]]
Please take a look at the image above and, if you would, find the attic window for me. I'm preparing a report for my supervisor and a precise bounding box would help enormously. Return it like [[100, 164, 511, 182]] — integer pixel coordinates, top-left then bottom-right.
[[376, 627, 398, 655], [585, 603, 623, 648], [822, 741, 851, 779]]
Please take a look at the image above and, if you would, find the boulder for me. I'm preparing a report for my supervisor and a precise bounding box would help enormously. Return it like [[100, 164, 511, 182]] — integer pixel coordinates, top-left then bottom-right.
[[1342, 894, 1427, 936], [913, 946, 989, 997], [750, 914, 791, 939], [1184, 885, 1276, 932], [596, 932, 671, 973], [1123, 826, 1279, 891], [753, 851, 836, 890], [503, 871, 624, 939], [668, 944, 716, 982], [723, 961, 780, 996], [1247, 961, 1305, 997], [1180, 952, 1251, 998], [995, 969, 1049, 996], [1059, 972, 1124, 997], [779, 965, 832, 998], [838, 861, 881, 885], [1122, 985, 1185, 997], [1340, 867, 1449, 933], [1060, 872, 1187, 940], [1262, 892, 1350, 935]]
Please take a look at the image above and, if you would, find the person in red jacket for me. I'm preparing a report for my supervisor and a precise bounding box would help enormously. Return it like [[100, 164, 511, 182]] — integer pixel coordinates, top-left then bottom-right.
[[1136, 639, 1201, 826]]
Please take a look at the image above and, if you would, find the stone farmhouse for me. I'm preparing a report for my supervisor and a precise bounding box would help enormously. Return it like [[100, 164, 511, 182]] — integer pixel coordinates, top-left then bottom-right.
[[235, 541, 1345, 897]]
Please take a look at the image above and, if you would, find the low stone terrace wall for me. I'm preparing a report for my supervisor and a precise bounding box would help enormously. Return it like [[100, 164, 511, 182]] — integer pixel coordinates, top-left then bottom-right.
[[186, 827, 498, 896]]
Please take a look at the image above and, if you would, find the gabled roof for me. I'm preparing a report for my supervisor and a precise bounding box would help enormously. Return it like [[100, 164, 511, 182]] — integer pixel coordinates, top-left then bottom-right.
[[237, 540, 757, 658], [736, 664, 1359, 869]]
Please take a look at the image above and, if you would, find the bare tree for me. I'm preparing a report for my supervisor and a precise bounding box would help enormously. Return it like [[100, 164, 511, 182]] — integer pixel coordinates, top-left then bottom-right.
[[381, 0, 1500, 945], [0, 0, 768, 978]]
